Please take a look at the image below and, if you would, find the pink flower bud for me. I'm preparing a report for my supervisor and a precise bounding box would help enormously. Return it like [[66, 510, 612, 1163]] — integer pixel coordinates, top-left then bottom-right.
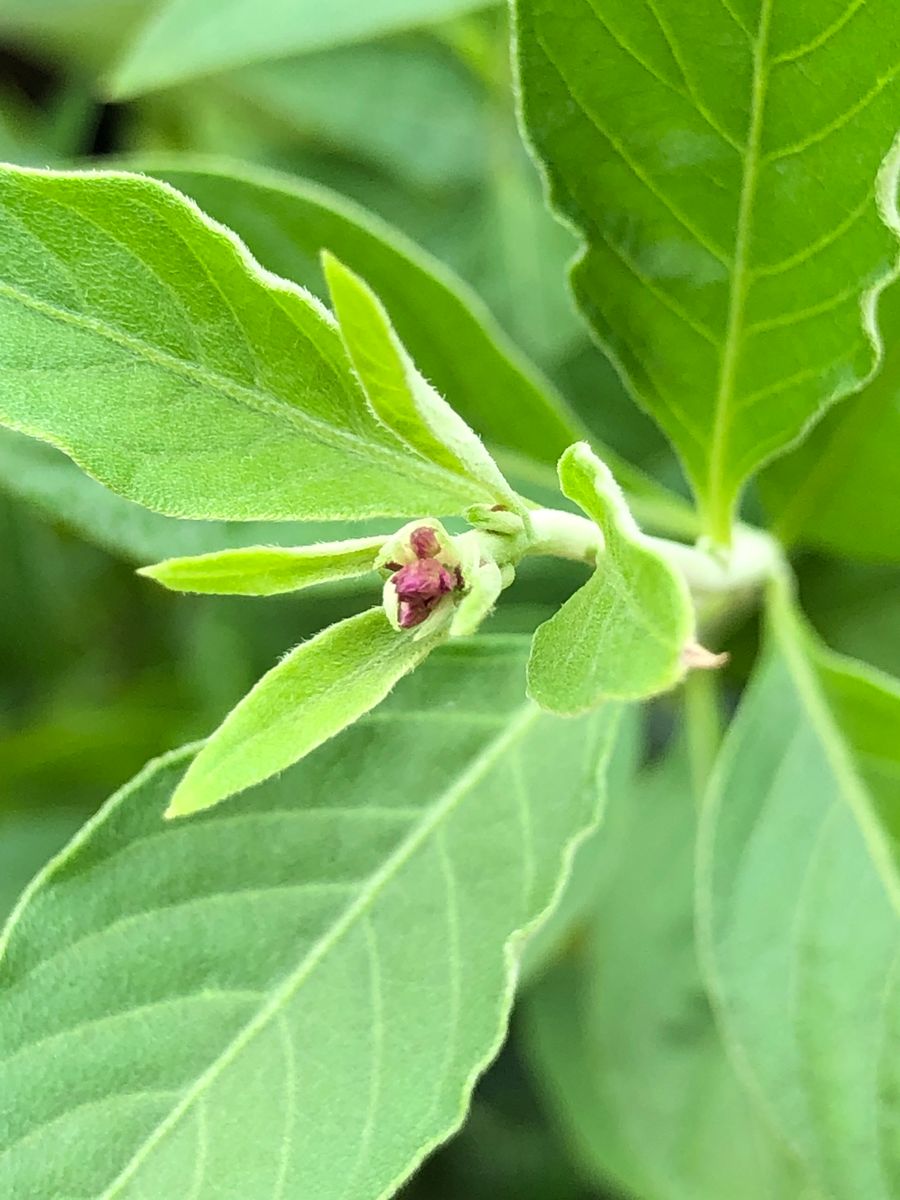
[[391, 558, 455, 628]]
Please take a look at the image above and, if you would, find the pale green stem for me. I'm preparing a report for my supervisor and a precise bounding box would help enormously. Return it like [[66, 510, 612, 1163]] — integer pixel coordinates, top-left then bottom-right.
[[524, 507, 787, 601]]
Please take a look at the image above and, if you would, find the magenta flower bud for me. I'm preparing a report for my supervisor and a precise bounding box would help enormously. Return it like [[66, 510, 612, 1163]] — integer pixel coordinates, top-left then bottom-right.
[[391, 557, 456, 628], [410, 526, 441, 559]]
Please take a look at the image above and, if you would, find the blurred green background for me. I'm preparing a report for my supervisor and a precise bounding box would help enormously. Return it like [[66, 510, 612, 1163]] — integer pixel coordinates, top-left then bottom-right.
[[1, 5, 897, 1196]]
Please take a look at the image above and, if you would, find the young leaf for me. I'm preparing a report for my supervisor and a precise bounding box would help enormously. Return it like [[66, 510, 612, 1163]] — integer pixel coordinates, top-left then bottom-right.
[[515, 0, 900, 541], [697, 584, 900, 1198], [0, 163, 496, 522], [134, 158, 697, 534], [169, 608, 435, 816], [323, 252, 517, 507], [527, 443, 693, 712], [108, 0, 495, 98], [139, 536, 386, 596], [524, 745, 815, 1200], [760, 281, 900, 562], [0, 639, 620, 1200]]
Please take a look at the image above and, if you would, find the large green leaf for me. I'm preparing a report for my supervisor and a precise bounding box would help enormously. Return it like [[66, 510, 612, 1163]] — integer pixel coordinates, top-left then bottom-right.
[[108, 0, 497, 98], [697, 584, 900, 1198], [0, 639, 619, 1199], [760, 280, 900, 562], [524, 745, 814, 1200], [0, 163, 495, 523], [527, 443, 693, 712], [133, 158, 697, 534], [515, 0, 900, 540]]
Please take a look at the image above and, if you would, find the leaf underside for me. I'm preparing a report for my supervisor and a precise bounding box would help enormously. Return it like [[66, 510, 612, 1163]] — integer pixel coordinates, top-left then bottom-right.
[[0, 639, 619, 1200], [697, 586, 900, 1198]]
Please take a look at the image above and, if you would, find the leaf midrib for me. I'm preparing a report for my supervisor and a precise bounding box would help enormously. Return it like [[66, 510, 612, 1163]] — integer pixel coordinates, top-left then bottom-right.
[[0, 275, 486, 506], [95, 702, 541, 1199], [706, 0, 773, 537]]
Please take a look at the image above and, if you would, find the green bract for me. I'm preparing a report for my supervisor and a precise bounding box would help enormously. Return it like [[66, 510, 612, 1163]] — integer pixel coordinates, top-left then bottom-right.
[[527, 443, 694, 712], [515, 0, 900, 541], [140, 536, 387, 596]]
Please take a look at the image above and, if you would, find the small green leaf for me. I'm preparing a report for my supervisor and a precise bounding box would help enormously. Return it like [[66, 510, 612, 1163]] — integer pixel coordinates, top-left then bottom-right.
[[168, 608, 436, 816], [527, 443, 693, 712], [697, 583, 900, 1198], [323, 252, 517, 506], [515, 0, 900, 541], [139, 536, 386, 596], [0, 639, 620, 1200], [0, 163, 493, 523], [524, 741, 815, 1200], [108, 0, 495, 98]]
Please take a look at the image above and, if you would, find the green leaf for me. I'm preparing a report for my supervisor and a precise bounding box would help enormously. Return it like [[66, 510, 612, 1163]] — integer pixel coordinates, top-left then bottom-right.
[[0, 638, 619, 1199], [527, 443, 693, 712], [760, 280, 900, 562], [0, 428, 395, 564], [697, 583, 900, 1198], [131, 157, 698, 536], [524, 743, 815, 1200], [801, 559, 900, 679], [515, 0, 900, 541], [0, 163, 495, 523], [139, 536, 388, 596], [221, 37, 489, 191], [169, 608, 436, 816], [108, 0, 497, 98], [133, 157, 584, 473], [323, 252, 516, 506]]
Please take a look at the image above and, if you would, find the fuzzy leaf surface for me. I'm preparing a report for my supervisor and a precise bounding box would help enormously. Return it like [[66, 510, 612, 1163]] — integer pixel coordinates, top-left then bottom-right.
[[169, 608, 435, 816], [697, 585, 900, 1198], [0, 164, 493, 523], [140, 537, 387, 596], [516, 0, 900, 539], [324, 254, 516, 506], [527, 443, 693, 712], [134, 158, 695, 533], [0, 639, 619, 1200]]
